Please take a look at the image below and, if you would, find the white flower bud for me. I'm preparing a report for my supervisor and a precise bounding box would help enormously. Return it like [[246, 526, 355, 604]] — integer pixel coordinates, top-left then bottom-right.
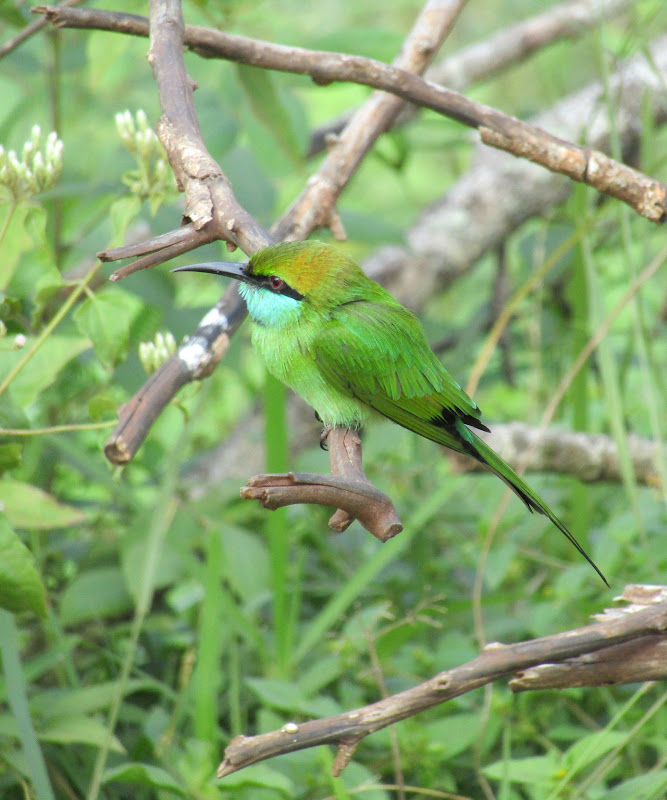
[[22, 140, 34, 167], [138, 341, 155, 374], [31, 124, 42, 149], [52, 139, 64, 171], [32, 151, 47, 187]]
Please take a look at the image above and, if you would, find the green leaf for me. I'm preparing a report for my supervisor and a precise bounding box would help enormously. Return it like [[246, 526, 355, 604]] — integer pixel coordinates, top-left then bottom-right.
[[121, 538, 186, 602], [0, 443, 22, 475], [88, 391, 118, 421], [218, 763, 294, 795], [30, 679, 160, 721], [109, 196, 142, 245], [102, 763, 186, 796], [0, 335, 90, 408], [246, 678, 340, 717], [86, 30, 132, 90], [73, 286, 143, 368], [0, 392, 30, 429], [0, 205, 47, 291], [222, 527, 270, 608], [0, 479, 86, 529], [604, 771, 667, 800], [236, 64, 303, 165], [564, 730, 627, 771], [0, 516, 46, 616], [483, 754, 560, 786], [38, 716, 125, 753], [0, 4, 28, 27], [312, 28, 404, 62], [59, 567, 133, 626], [424, 713, 482, 759]]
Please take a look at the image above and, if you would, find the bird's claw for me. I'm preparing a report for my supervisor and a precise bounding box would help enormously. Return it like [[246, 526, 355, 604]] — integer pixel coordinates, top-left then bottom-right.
[[319, 424, 333, 451]]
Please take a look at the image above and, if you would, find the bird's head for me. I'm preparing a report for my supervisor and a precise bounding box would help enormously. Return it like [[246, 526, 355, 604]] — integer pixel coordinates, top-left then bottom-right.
[[172, 240, 368, 326]]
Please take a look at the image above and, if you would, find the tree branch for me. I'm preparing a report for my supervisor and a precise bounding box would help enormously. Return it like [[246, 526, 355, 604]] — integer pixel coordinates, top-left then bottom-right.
[[451, 423, 662, 488], [365, 36, 667, 308], [272, 0, 469, 242], [308, 0, 638, 154], [35, 4, 667, 223], [216, 585, 667, 778], [242, 428, 403, 543]]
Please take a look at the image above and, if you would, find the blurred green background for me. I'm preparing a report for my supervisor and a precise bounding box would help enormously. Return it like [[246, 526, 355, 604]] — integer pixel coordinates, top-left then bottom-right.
[[0, 0, 666, 798]]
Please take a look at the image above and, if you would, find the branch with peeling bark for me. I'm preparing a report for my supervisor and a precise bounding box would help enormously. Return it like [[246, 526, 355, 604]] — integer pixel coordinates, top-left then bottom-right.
[[36, 4, 667, 224], [217, 585, 667, 778]]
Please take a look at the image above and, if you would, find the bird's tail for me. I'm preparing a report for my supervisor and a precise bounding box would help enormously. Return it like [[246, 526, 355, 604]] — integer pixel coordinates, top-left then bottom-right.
[[466, 426, 609, 587]]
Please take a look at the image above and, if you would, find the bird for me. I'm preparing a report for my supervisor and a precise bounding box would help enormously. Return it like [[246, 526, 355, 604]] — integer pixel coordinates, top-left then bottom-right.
[[173, 240, 608, 585]]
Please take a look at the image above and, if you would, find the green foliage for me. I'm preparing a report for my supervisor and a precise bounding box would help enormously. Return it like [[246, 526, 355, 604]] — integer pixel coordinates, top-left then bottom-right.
[[0, 517, 46, 616], [0, 0, 665, 799]]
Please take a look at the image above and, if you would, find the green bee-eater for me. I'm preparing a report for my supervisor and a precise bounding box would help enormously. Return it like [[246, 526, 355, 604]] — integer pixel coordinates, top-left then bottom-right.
[[174, 240, 607, 585]]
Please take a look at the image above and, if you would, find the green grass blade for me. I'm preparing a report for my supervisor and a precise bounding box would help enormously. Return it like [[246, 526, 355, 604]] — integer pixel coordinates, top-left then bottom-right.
[[0, 609, 55, 800], [264, 370, 292, 676]]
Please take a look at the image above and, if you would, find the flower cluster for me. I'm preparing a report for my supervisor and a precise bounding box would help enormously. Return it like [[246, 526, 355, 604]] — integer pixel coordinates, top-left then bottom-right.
[[139, 331, 177, 375], [115, 109, 175, 204], [0, 125, 64, 202]]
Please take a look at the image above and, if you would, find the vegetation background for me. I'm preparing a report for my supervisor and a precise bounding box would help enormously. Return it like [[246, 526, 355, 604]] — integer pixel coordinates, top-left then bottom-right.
[[0, 0, 666, 798]]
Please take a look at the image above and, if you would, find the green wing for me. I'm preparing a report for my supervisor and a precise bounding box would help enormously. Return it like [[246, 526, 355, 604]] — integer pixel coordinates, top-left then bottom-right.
[[310, 299, 609, 586], [310, 300, 488, 452]]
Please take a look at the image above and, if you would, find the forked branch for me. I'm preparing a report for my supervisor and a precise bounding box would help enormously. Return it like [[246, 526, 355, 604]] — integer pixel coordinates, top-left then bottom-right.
[[242, 428, 403, 542]]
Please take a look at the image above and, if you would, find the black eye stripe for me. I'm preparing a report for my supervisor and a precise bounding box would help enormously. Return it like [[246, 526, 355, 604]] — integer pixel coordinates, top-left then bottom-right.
[[261, 276, 304, 301]]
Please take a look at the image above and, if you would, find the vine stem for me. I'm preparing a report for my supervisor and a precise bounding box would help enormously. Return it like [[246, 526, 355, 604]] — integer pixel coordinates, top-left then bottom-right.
[[0, 420, 117, 435], [0, 259, 101, 399], [0, 198, 17, 251]]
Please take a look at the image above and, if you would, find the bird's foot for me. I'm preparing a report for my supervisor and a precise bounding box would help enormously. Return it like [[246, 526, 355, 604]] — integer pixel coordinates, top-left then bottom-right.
[[319, 424, 334, 451]]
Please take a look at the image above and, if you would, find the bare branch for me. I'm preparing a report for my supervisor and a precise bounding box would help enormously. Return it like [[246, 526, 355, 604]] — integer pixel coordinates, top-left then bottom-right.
[[36, 5, 667, 223], [216, 586, 667, 778], [0, 0, 84, 59], [511, 585, 667, 690], [510, 635, 667, 690], [309, 0, 638, 154], [146, 0, 271, 254], [97, 221, 198, 260], [105, 283, 246, 463], [451, 423, 662, 488], [365, 37, 667, 308], [273, 0, 469, 241], [242, 429, 403, 542]]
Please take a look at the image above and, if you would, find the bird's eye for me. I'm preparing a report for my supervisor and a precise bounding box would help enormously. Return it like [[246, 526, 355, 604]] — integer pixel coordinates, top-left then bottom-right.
[[269, 276, 284, 290]]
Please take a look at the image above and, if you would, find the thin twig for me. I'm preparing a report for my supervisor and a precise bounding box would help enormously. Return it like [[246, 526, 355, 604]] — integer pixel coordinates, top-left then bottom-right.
[[0, 0, 84, 59]]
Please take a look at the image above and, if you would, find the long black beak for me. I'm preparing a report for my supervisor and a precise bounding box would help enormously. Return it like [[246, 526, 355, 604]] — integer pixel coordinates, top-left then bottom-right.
[[171, 261, 251, 283]]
